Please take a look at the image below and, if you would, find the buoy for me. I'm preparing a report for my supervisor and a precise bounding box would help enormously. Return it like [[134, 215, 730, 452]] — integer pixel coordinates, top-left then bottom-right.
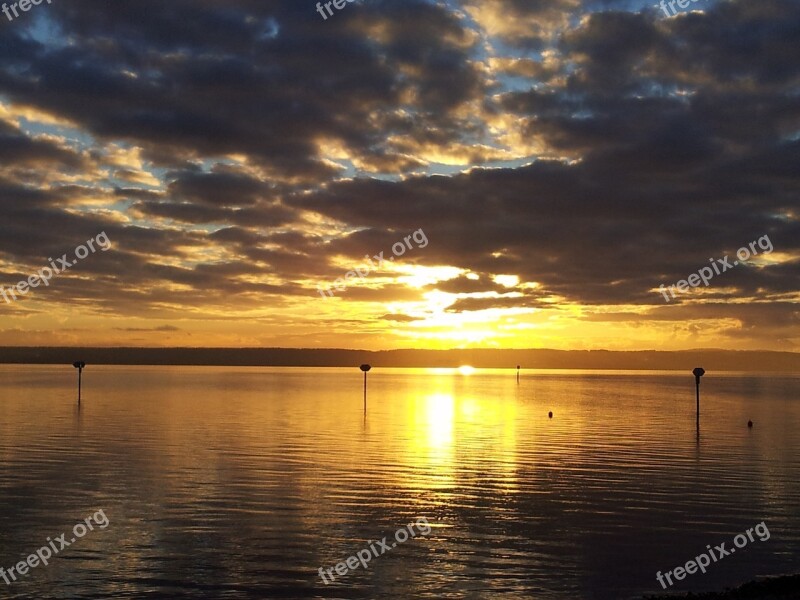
[[548, 411, 553, 419]]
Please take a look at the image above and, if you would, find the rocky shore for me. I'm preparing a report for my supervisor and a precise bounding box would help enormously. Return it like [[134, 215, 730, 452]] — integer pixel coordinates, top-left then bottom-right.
[[644, 575, 800, 599]]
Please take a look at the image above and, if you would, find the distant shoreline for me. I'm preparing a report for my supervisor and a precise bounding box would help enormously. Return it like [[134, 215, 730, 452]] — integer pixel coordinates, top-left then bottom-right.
[[0, 347, 799, 371]]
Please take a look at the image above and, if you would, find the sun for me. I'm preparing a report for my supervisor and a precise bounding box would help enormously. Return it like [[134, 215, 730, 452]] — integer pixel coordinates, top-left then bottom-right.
[[458, 365, 475, 375]]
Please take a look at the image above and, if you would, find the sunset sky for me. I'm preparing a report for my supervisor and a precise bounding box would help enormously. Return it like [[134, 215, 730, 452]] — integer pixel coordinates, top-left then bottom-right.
[[0, 0, 797, 350]]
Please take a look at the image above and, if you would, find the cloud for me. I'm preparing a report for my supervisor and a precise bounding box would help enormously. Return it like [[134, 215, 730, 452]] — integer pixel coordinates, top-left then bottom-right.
[[113, 325, 182, 332], [0, 0, 796, 350]]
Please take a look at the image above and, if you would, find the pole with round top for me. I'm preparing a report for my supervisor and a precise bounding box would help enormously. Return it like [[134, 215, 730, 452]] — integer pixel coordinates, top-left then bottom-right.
[[360, 364, 371, 413], [693, 367, 705, 427], [73, 361, 86, 404]]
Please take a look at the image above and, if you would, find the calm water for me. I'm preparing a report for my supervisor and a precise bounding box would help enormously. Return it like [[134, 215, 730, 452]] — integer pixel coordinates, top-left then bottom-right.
[[0, 365, 798, 599]]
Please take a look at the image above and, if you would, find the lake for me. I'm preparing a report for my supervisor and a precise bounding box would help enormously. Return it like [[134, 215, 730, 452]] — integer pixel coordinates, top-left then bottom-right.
[[0, 365, 798, 599]]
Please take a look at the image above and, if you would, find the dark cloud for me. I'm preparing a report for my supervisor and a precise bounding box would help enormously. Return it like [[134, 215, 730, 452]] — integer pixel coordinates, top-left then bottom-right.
[[381, 314, 419, 322], [167, 170, 269, 207], [0, 121, 86, 170]]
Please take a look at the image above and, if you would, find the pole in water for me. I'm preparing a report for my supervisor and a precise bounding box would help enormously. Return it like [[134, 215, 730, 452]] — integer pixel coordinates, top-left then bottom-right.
[[73, 361, 86, 403], [692, 367, 705, 427], [360, 364, 371, 413], [516, 365, 520, 384]]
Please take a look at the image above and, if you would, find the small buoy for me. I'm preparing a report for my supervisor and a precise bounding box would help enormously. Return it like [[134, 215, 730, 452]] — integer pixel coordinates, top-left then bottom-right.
[[748, 420, 753, 428], [548, 411, 553, 419]]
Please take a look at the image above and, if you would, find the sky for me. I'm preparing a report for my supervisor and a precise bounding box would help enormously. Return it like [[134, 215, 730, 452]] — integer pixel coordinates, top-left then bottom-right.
[[0, 0, 797, 351]]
